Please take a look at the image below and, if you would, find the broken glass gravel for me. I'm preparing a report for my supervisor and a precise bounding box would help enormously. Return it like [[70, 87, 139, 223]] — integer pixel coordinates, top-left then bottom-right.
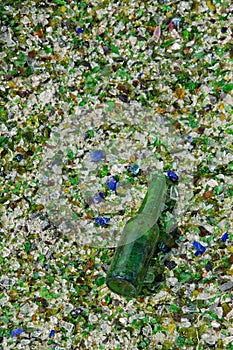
[[0, 0, 232, 349]]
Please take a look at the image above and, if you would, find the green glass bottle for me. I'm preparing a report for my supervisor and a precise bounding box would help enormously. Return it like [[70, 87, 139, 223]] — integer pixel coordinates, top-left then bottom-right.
[[106, 172, 167, 297]]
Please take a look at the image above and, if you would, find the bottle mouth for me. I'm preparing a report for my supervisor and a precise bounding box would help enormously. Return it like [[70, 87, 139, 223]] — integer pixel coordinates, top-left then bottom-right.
[[106, 276, 137, 297]]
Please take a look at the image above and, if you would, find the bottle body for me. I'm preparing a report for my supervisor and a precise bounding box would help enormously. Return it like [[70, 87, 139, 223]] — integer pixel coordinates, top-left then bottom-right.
[[106, 222, 160, 297]]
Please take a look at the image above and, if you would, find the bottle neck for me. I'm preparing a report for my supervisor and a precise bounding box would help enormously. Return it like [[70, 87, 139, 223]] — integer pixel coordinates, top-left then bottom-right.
[[138, 173, 167, 222]]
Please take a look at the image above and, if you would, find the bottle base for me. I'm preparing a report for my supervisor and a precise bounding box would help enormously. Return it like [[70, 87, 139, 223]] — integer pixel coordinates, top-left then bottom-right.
[[106, 276, 137, 297]]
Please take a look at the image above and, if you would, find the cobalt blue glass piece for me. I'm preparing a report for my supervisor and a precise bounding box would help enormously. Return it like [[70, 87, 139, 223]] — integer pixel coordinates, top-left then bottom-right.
[[95, 216, 110, 226], [221, 232, 229, 242], [167, 170, 179, 181], [129, 164, 140, 176], [193, 240, 206, 255], [106, 176, 118, 191], [11, 328, 24, 337], [76, 28, 84, 34], [90, 150, 105, 162], [49, 330, 55, 338], [16, 154, 23, 161]]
